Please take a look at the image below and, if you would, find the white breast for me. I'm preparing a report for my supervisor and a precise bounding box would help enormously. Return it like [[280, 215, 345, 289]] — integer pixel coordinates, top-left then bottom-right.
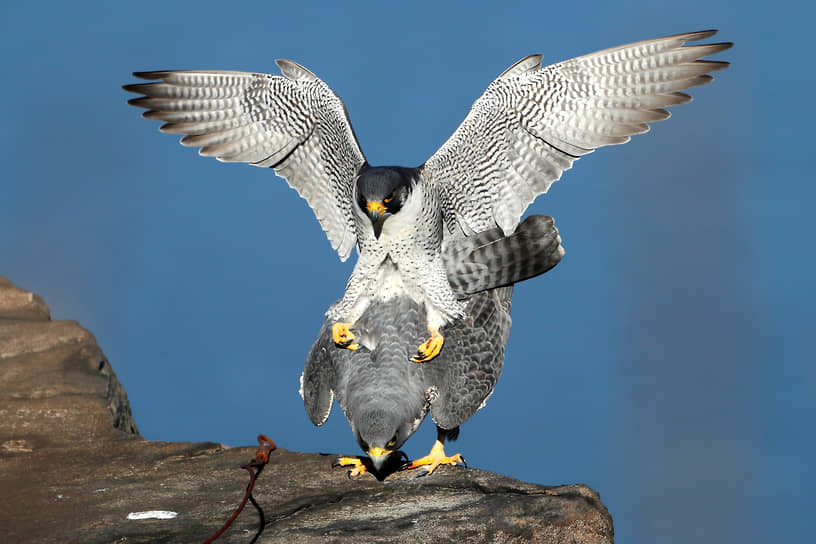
[[371, 259, 424, 302]]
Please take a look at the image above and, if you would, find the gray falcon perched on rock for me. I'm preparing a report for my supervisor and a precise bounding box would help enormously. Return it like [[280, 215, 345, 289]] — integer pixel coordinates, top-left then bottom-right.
[[302, 215, 565, 476], [124, 30, 732, 365]]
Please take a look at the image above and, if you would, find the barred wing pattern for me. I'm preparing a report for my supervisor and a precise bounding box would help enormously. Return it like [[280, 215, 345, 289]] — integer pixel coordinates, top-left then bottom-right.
[[124, 60, 366, 261], [422, 30, 732, 236]]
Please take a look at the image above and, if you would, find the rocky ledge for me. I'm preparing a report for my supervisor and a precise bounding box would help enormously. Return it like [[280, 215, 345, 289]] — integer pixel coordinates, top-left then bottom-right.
[[0, 278, 613, 543]]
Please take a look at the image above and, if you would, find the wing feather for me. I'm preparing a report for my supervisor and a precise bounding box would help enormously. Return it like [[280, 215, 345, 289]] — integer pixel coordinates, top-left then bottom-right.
[[124, 63, 366, 261], [422, 30, 732, 235]]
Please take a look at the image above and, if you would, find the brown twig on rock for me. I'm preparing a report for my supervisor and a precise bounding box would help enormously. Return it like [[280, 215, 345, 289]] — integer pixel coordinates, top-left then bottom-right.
[[203, 434, 276, 544]]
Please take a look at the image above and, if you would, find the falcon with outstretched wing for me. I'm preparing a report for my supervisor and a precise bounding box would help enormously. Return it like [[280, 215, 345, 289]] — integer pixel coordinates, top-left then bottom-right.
[[126, 30, 731, 474], [125, 30, 731, 365]]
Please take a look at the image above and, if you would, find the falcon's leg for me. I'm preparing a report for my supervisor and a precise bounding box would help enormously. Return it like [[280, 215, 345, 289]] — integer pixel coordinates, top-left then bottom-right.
[[332, 456, 369, 478], [403, 428, 465, 475], [326, 251, 382, 349], [411, 298, 460, 363], [412, 326, 444, 363], [332, 322, 360, 351]]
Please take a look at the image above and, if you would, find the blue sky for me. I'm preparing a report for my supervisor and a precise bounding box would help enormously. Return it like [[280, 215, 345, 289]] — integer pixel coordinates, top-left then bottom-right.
[[2, 1, 813, 543]]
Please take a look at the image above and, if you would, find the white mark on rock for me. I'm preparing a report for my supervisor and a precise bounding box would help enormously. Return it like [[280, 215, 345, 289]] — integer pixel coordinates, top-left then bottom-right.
[[126, 511, 178, 520], [1, 439, 33, 453]]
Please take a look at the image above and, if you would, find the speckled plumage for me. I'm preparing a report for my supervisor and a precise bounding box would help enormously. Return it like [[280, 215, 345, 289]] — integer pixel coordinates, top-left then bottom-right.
[[326, 167, 465, 328], [124, 30, 730, 338], [302, 215, 565, 456], [422, 30, 732, 237], [125, 30, 730, 466], [125, 62, 364, 261]]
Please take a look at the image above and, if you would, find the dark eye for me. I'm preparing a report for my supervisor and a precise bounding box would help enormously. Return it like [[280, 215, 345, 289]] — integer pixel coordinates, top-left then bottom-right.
[[386, 432, 398, 448]]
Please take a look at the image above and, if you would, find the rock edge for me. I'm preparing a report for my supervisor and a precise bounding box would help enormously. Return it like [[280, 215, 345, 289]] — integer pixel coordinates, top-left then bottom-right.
[[0, 278, 613, 543]]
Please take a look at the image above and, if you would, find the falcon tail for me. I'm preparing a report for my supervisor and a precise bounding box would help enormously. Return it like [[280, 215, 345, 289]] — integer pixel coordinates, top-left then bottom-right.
[[444, 215, 564, 298]]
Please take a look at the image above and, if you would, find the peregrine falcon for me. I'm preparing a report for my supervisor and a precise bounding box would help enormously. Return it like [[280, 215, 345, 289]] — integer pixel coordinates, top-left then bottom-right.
[[301, 215, 565, 476], [124, 30, 732, 364]]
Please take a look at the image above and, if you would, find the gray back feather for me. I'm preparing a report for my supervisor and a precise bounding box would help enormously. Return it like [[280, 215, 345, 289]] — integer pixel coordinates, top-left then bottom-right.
[[302, 214, 564, 432]]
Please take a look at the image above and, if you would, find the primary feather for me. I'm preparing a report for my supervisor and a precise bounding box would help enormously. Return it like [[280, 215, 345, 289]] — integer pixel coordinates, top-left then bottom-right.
[[422, 30, 732, 236]]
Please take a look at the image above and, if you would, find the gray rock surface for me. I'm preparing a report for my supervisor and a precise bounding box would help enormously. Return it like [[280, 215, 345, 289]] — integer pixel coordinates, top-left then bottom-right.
[[0, 278, 614, 543]]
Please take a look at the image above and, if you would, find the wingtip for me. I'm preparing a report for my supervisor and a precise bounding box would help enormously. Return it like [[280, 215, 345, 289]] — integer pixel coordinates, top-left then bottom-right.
[[122, 82, 147, 93], [157, 122, 174, 134], [695, 29, 719, 38], [127, 96, 150, 108], [680, 29, 719, 42], [125, 72, 171, 94], [681, 31, 735, 53], [702, 60, 732, 72], [499, 54, 543, 79], [132, 70, 168, 80], [141, 110, 163, 120], [697, 42, 734, 58], [276, 59, 319, 81]]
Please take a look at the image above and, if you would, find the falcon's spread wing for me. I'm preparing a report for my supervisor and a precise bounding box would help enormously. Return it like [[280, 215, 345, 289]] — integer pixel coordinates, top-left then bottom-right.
[[422, 30, 732, 235], [427, 287, 513, 430], [124, 61, 366, 261], [301, 320, 338, 426]]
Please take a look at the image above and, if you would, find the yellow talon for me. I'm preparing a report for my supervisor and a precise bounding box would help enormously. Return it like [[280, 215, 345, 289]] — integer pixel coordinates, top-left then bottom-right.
[[332, 456, 368, 477], [403, 439, 464, 475], [332, 322, 360, 350], [412, 326, 444, 363]]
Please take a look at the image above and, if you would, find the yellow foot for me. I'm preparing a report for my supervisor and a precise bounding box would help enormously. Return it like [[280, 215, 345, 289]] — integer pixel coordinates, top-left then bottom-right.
[[332, 456, 368, 478], [412, 327, 444, 363], [403, 440, 465, 475], [332, 322, 360, 350]]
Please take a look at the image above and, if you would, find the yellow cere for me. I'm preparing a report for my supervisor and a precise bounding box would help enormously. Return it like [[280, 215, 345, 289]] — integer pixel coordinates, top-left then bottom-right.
[[366, 201, 386, 214], [367, 446, 391, 457]]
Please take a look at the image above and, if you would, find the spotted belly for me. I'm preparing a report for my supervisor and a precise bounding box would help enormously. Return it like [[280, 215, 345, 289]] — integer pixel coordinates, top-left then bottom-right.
[[371, 260, 423, 303]]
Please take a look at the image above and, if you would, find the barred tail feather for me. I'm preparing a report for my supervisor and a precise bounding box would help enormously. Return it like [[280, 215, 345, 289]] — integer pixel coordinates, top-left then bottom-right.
[[445, 215, 564, 298]]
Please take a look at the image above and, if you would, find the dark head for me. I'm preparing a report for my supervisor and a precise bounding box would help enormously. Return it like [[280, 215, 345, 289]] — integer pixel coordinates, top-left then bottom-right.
[[355, 166, 414, 238], [354, 404, 419, 472]]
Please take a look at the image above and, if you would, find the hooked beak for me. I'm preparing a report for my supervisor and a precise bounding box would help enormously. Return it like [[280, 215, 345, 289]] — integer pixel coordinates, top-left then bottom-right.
[[366, 446, 393, 471], [366, 201, 390, 239]]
